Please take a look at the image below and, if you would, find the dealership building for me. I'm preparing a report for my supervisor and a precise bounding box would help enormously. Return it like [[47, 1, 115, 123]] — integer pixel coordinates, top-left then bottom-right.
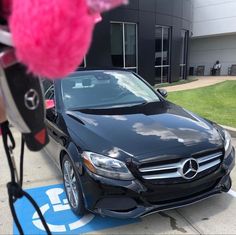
[[189, 0, 236, 76], [83, 0, 193, 85]]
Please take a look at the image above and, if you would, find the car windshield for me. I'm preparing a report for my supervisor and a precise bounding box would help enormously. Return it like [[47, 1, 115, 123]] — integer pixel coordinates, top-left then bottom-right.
[[61, 70, 160, 110]]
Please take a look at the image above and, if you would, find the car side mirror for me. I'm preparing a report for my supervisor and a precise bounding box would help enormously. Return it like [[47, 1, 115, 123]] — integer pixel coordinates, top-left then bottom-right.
[[45, 99, 55, 110], [45, 99, 57, 122], [157, 88, 168, 98]]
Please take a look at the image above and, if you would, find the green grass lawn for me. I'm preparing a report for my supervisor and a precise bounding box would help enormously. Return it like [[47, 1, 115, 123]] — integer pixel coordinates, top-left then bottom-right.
[[168, 81, 236, 128]]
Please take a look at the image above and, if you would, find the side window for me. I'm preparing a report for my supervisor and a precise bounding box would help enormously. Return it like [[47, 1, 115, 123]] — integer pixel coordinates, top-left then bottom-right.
[[45, 84, 56, 122], [45, 86, 54, 100], [42, 80, 53, 93]]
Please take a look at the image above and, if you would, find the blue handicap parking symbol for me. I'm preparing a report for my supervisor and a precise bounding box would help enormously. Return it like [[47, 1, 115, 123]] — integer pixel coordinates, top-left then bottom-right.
[[13, 184, 138, 234]]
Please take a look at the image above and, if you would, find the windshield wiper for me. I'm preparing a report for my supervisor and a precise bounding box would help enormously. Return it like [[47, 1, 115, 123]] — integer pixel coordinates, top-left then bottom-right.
[[132, 101, 160, 107], [68, 101, 160, 111]]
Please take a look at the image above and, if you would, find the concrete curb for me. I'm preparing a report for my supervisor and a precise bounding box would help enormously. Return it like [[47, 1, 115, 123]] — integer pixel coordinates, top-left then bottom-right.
[[221, 125, 236, 138]]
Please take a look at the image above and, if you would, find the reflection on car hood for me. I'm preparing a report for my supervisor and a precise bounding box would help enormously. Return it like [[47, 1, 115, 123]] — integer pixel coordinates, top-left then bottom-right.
[[66, 102, 223, 159]]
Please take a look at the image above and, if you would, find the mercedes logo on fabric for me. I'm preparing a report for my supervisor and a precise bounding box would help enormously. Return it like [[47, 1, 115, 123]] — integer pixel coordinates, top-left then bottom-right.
[[24, 89, 40, 110], [179, 158, 199, 180]]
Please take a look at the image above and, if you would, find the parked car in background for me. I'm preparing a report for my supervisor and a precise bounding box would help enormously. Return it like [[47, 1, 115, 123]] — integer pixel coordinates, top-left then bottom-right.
[[43, 69, 235, 218]]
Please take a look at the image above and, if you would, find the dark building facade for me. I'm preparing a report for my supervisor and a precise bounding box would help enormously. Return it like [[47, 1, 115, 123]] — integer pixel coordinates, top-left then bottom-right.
[[85, 0, 193, 85]]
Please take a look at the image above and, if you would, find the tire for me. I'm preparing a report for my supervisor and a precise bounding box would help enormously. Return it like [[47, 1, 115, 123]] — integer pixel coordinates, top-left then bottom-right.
[[62, 154, 85, 216]]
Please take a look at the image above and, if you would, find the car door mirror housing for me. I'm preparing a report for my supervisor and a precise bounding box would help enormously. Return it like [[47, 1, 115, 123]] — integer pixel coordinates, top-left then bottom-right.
[[45, 99, 55, 110], [45, 99, 57, 122], [157, 88, 168, 98]]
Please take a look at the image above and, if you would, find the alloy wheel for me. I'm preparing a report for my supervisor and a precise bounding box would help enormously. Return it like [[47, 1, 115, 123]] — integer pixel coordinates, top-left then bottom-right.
[[63, 160, 79, 209]]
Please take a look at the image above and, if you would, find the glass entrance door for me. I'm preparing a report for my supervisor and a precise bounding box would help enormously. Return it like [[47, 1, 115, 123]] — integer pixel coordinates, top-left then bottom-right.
[[155, 26, 171, 84], [180, 30, 189, 80]]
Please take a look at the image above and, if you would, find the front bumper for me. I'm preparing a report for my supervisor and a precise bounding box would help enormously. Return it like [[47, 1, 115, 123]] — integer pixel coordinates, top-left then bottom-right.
[[80, 148, 235, 219]]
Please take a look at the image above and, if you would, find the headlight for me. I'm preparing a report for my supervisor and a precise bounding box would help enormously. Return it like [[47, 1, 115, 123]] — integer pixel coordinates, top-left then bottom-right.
[[223, 130, 232, 155], [82, 152, 134, 180]]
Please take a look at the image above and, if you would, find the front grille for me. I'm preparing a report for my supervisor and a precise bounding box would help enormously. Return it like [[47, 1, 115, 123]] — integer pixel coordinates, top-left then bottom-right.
[[144, 178, 220, 204], [138, 151, 223, 181]]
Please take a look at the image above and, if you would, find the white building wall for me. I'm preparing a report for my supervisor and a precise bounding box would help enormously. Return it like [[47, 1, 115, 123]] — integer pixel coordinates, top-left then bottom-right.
[[189, 34, 236, 75], [193, 0, 236, 37]]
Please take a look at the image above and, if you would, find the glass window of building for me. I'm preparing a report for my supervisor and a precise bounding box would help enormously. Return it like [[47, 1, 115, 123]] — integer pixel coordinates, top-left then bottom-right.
[[155, 26, 171, 84], [111, 22, 137, 72], [180, 30, 189, 80]]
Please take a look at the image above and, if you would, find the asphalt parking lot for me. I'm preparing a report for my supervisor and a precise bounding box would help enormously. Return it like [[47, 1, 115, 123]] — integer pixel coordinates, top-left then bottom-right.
[[0, 130, 236, 234]]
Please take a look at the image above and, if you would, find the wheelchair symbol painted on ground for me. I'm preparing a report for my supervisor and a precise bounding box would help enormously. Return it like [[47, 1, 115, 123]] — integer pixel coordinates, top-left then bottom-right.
[[32, 188, 95, 233], [14, 184, 138, 234]]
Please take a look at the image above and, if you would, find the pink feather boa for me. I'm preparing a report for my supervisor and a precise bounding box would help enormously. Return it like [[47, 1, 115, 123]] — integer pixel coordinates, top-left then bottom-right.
[[5, 0, 127, 79], [10, 0, 94, 79]]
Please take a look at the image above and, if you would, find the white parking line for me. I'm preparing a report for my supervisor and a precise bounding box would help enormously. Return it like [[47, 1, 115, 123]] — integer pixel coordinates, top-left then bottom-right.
[[228, 190, 236, 198]]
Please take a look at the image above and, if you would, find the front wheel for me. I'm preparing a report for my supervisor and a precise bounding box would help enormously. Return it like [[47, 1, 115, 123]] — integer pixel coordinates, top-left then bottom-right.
[[62, 154, 85, 216]]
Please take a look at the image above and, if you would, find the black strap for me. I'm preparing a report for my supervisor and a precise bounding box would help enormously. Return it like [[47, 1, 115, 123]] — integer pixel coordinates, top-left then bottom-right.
[[19, 137, 24, 187], [1, 121, 15, 182], [1, 121, 52, 235]]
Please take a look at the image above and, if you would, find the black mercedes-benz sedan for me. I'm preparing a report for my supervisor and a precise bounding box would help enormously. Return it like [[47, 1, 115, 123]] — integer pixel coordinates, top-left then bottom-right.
[[43, 69, 235, 219]]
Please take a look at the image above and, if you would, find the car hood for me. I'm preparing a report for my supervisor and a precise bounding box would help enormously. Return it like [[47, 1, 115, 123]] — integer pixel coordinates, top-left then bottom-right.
[[66, 102, 223, 160]]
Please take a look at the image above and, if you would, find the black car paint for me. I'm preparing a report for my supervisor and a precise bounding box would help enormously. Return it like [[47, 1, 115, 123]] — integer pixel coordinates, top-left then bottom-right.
[[45, 70, 235, 218], [65, 101, 223, 159]]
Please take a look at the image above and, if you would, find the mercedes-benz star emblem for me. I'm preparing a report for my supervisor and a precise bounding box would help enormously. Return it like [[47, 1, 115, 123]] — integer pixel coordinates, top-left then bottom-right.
[[179, 158, 199, 180], [24, 89, 40, 110]]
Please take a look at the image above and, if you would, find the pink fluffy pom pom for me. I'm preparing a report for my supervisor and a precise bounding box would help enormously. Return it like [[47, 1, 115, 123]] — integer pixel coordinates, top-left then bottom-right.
[[10, 0, 94, 79], [87, 0, 128, 13]]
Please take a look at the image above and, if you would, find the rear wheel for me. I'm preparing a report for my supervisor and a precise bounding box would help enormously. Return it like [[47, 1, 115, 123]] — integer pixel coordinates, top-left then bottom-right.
[[62, 154, 85, 216]]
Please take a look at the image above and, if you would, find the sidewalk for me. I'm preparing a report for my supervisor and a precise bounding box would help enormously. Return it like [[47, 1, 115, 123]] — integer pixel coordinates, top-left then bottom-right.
[[221, 125, 236, 138], [165, 76, 236, 92]]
